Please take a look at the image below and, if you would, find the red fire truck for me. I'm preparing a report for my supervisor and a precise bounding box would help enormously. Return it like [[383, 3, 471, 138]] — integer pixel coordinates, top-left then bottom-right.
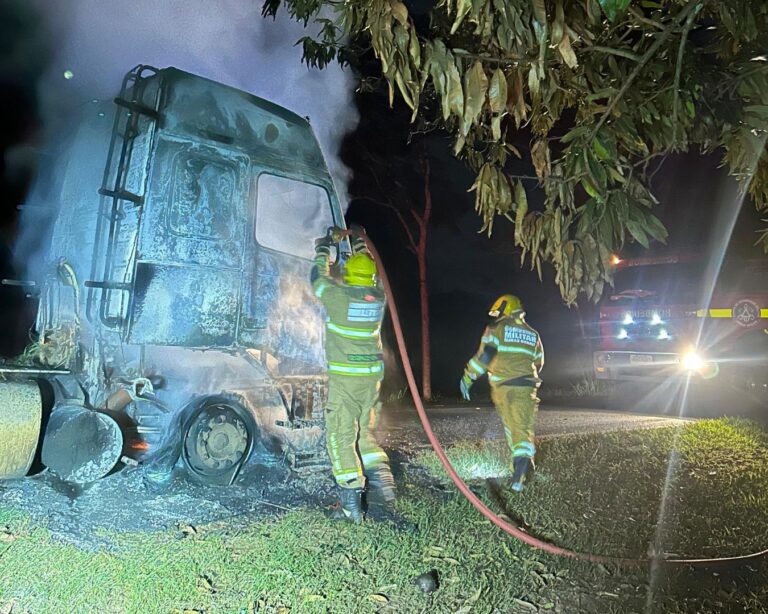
[[593, 254, 768, 410]]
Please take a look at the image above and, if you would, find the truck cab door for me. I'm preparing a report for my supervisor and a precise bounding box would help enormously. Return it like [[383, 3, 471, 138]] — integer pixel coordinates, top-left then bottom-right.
[[128, 136, 250, 347], [239, 172, 340, 374]]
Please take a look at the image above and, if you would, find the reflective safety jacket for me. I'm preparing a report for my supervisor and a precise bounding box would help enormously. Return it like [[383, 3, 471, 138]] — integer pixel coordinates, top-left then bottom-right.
[[311, 237, 386, 378], [466, 315, 544, 386]]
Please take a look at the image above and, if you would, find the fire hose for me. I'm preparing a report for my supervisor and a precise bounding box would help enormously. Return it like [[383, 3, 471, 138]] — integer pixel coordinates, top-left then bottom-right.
[[347, 228, 768, 569]]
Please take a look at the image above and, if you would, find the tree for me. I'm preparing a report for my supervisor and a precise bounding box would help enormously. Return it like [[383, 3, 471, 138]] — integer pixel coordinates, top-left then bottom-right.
[[353, 142, 435, 399], [264, 0, 768, 303]]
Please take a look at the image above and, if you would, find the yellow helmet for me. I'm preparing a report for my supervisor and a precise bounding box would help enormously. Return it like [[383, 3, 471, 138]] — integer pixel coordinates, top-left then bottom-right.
[[489, 294, 523, 318], [344, 253, 377, 287]]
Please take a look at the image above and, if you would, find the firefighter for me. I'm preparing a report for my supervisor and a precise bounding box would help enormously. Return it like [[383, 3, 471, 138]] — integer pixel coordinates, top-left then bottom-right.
[[460, 295, 543, 492], [311, 227, 396, 524]]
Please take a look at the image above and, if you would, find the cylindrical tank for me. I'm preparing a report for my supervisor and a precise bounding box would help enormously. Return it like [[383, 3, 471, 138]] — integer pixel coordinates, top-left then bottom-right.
[[0, 381, 43, 479], [41, 404, 123, 483]]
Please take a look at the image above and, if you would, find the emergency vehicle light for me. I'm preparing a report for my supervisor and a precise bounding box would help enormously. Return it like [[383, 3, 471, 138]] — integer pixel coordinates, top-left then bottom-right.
[[681, 351, 703, 371], [617, 328, 629, 340], [622, 313, 634, 325]]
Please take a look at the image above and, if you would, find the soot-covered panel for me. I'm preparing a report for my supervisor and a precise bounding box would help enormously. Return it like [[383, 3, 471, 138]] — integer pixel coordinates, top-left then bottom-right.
[[129, 262, 240, 347]]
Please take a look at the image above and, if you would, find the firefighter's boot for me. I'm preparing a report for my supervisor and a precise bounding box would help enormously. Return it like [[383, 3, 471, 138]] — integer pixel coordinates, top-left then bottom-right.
[[333, 487, 364, 524], [366, 464, 397, 505], [511, 456, 534, 492]]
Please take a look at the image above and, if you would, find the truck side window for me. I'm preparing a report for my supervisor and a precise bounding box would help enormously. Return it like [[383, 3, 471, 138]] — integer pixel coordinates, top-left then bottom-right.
[[255, 174, 334, 260]]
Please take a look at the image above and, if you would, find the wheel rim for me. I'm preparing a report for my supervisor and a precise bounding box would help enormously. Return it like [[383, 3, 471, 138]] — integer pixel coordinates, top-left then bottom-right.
[[183, 401, 253, 480]]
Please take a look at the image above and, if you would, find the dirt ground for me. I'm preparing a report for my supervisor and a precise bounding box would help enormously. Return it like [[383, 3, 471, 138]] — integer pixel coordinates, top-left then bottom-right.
[[0, 405, 688, 551]]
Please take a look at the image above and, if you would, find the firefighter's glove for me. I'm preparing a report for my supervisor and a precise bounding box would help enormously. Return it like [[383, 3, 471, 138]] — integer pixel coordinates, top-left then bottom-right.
[[459, 372, 474, 401], [314, 234, 333, 250], [329, 226, 348, 242]]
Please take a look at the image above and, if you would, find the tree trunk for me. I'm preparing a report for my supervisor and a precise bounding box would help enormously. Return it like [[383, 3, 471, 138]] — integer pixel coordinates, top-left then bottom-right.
[[419, 156, 433, 401]]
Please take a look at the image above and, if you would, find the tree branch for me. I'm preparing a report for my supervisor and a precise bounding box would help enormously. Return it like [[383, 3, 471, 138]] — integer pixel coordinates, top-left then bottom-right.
[[355, 196, 418, 252], [582, 46, 640, 63], [672, 6, 699, 144], [453, 49, 529, 66], [590, 0, 701, 142], [628, 7, 667, 31]]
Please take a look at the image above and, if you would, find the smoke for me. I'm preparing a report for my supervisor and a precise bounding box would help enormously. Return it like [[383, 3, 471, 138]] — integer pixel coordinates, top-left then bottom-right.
[[31, 0, 357, 201]]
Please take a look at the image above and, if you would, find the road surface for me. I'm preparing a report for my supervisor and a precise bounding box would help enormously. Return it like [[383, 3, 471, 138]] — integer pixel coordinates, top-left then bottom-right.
[[378, 403, 690, 451]]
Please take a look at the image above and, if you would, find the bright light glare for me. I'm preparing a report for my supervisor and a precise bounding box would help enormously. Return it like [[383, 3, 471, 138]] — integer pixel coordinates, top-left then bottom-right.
[[681, 351, 703, 371], [610, 254, 622, 266], [651, 312, 662, 325], [617, 328, 629, 340], [622, 312, 634, 325], [658, 328, 670, 340]]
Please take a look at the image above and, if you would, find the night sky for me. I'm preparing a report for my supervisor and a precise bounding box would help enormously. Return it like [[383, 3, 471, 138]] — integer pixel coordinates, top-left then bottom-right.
[[1, 2, 765, 395]]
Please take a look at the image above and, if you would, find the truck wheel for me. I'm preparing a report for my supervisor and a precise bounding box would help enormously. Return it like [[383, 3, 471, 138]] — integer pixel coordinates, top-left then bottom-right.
[[181, 397, 256, 486]]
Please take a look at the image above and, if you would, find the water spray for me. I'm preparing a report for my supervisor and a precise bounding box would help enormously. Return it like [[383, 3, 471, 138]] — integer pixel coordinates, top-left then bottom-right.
[[345, 227, 768, 569]]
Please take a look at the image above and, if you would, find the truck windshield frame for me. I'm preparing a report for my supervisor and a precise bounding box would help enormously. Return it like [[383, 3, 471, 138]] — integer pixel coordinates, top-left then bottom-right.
[[254, 173, 335, 261]]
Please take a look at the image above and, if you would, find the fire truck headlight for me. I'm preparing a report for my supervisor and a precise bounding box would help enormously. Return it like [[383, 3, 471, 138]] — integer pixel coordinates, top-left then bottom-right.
[[617, 328, 629, 340], [622, 313, 634, 325], [651, 312, 663, 326], [681, 351, 703, 371], [658, 328, 670, 340]]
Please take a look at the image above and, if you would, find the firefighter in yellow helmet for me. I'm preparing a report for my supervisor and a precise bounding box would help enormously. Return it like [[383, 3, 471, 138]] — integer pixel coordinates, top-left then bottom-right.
[[311, 227, 396, 523], [460, 295, 544, 491]]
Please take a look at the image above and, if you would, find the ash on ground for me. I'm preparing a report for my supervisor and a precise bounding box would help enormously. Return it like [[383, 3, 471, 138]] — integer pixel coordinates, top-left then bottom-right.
[[0, 461, 336, 551]]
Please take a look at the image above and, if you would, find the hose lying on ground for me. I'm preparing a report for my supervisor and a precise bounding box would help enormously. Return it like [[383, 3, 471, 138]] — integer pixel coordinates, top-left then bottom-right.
[[352, 228, 768, 569]]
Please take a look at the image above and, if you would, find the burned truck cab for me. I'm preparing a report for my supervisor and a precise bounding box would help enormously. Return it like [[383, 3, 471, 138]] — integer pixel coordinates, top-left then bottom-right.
[[3, 65, 344, 484]]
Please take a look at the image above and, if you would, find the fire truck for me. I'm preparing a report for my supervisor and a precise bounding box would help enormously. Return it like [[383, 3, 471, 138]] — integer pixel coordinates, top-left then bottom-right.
[[0, 65, 345, 485], [593, 254, 768, 410]]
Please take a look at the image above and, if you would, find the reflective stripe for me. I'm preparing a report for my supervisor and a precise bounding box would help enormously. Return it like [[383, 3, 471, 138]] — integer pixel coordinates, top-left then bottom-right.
[[482, 334, 500, 345], [709, 309, 732, 318], [333, 470, 362, 483], [361, 450, 388, 466], [497, 345, 536, 356], [762, 309, 768, 318], [328, 362, 383, 376], [314, 281, 330, 298], [489, 374, 505, 383], [513, 442, 536, 457], [468, 358, 487, 375], [327, 322, 379, 338]]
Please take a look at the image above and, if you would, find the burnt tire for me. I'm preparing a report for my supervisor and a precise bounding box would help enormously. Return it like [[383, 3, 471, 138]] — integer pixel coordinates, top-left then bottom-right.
[[181, 396, 256, 485]]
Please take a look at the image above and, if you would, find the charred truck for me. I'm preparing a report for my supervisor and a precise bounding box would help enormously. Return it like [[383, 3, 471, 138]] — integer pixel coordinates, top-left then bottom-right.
[[1, 65, 346, 485], [593, 254, 768, 409]]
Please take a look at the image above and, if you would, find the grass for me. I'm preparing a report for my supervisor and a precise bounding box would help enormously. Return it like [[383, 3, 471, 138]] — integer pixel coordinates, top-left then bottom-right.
[[539, 376, 615, 400], [415, 418, 768, 560], [0, 419, 766, 613]]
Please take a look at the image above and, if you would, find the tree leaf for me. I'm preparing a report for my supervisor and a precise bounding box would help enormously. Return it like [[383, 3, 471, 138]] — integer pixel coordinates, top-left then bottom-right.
[[598, 0, 631, 21], [514, 181, 528, 244], [558, 32, 578, 69], [531, 139, 550, 181], [530, 0, 547, 25], [462, 61, 489, 136], [488, 68, 507, 114], [451, 0, 473, 34], [551, 0, 565, 44], [390, 0, 409, 26], [626, 219, 649, 248]]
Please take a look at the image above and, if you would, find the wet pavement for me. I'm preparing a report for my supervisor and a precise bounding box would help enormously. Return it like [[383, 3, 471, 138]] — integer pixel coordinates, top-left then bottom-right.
[[0, 404, 688, 549]]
